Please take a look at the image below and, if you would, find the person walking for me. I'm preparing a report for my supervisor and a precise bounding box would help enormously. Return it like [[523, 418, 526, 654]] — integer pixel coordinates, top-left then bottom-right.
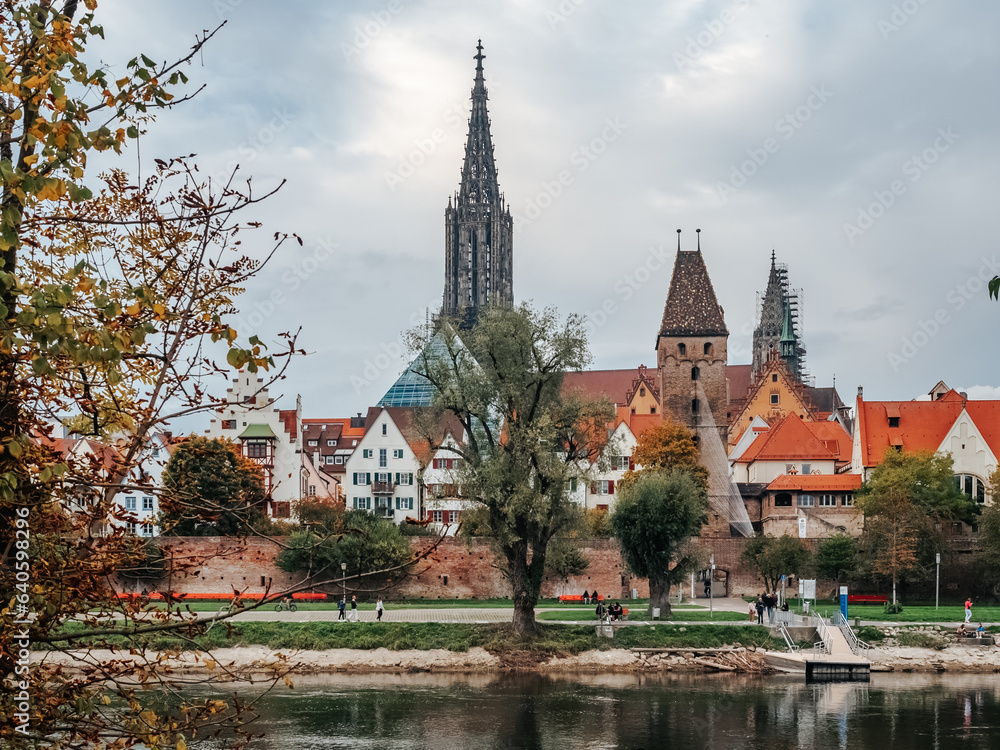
[[376, 597, 384, 622], [338, 596, 346, 621], [350, 594, 359, 622], [748, 599, 756, 622], [755, 595, 765, 625], [965, 597, 973, 623], [766, 592, 776, 625]]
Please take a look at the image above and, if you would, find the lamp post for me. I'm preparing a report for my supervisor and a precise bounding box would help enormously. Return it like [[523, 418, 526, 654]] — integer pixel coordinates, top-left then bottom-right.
[[709, 553, 715, 622], [341, 561, 347, 602], [935, 553, 941, 610]]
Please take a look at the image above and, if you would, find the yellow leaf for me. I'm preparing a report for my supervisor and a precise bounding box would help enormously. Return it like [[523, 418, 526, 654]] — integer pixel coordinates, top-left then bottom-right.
[[152, 303, 166, 318], [177, 738, 187, 750], [126, 303, 140, 316]]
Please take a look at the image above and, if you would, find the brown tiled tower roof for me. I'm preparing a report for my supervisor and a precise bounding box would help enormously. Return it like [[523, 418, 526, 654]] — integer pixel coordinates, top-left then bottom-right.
[[657, 249, 728, 340]]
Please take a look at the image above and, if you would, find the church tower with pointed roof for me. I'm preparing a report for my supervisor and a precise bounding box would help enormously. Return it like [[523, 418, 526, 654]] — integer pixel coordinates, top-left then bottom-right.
[[752, 252, 807, 384], [443, 41, 513, 327], [655, 230, 729, 440]]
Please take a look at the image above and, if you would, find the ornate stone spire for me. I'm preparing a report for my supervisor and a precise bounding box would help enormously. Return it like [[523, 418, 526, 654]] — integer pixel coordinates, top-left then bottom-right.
[[443, 40, 513, 324]]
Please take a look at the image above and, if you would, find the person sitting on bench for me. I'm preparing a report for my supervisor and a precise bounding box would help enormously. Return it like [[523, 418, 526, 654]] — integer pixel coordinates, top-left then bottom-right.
[[582, 590, 591, 605]]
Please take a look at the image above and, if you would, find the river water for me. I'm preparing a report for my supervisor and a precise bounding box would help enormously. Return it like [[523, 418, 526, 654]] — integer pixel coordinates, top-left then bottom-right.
[[192, 672, 1000, 749]]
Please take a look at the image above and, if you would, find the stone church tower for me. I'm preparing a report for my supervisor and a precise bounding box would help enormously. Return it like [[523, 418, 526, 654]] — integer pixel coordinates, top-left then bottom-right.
[[751, 252, 806, 383], [443, 41, 513, 326], [656, 230, 729, 441]]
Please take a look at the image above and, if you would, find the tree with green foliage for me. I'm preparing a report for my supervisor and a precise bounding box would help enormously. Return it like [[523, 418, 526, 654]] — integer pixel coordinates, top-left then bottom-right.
[[974, 468, 1000, 592], [411, 304, 613, 634], [856, 450, 975, 604], [619, 415, 709, 490], [611, 470, 709, 617], [815, 534, 858, 584], [741, 534, 813, 594], [160, 437, 267, 536], [276, 509, 412, 590]]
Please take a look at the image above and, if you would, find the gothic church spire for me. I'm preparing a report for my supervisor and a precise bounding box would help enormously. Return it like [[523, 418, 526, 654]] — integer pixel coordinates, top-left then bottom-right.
[[443, 41, 513, 324]]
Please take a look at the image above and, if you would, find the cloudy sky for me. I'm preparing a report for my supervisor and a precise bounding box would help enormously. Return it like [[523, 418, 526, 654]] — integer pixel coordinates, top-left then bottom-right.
[[94, 0, 1000, 421]]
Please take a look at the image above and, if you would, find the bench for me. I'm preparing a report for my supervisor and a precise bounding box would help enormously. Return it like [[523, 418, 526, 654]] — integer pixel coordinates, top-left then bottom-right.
[[558, 594, 604, 603], [847, 594, 889, 605]]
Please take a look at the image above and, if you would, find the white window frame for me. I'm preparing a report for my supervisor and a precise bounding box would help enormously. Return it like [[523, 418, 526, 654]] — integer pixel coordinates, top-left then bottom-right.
[[142, 496, 154, 511], [125, 496, 137, 510], [818, 494, 836, 507], [797, 494, 815, 507]]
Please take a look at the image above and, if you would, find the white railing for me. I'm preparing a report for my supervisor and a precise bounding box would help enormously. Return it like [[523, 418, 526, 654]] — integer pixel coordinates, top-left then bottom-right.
[[778, 622, 799, 652], [833, 612, 871, 655], [813, 616, 831, 654]]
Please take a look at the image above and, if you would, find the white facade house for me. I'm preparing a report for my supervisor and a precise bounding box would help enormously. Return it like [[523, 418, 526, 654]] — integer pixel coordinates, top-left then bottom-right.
[[205, 373, 305, 518], [342, 408, 423, 525], [577, 420, 639, 512], [422, 430, 466, 535]]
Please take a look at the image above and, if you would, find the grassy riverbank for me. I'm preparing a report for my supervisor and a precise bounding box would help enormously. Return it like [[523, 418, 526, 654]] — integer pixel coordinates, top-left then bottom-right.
[[537, 610, 746, 622], [43, 622, 781, 654]]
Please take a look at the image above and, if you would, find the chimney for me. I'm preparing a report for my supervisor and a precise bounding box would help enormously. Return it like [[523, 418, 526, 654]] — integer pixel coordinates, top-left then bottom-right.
[[857, 386, 863, 398]]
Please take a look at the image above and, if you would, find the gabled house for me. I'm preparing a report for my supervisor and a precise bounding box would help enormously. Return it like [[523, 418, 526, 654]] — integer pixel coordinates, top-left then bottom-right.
[[422, 425, 468, 535], [205, 373, 305, 518], [342, 407, 423, 525], [758, 473, 863, 538], [731, 413, 852, 484], [853, 385, 1000, 505]]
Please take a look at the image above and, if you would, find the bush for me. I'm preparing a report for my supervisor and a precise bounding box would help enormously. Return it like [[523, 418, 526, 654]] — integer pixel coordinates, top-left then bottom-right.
[[856, 626, 885, 643], [897, 631, 946, 650], [884, 602, 904, 614]]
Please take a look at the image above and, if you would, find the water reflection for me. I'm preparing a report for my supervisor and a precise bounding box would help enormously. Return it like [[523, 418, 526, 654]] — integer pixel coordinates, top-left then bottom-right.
[[195, 672, 1000, 749]]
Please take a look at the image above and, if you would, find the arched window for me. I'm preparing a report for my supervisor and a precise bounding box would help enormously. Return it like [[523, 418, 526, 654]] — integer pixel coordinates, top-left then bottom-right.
[[678, 343, 687, 356], [691, 366, 700, 381], [955, 474, 986, 503], [704, 342, 712, 355], [691, 398, 700, 415]]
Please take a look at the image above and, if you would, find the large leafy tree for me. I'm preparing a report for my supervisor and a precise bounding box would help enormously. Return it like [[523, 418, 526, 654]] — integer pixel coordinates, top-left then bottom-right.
[[814, 534, 858, 584], [741, 534, 812, 594], [0, 6, 435, 748], [412, 305, 613, 634], [610, 470, 708, 617], [160, 437, 266, 536], [619, 416, 709, 490], [855, 450, 974, 604], [973, 468, 1000, 592]]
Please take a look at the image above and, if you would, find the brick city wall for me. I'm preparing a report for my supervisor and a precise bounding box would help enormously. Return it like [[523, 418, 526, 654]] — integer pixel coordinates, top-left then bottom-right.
[[125, 536, 655, 602]]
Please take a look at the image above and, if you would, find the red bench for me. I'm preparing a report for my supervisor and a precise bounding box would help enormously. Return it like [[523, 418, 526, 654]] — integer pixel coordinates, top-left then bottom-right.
[[558, 594, 604, 603], [847, 594, 889, 605]]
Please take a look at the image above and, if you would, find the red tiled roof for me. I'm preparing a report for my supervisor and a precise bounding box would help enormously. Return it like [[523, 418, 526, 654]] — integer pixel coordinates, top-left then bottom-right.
[[857, 390, 1000, 466], [304, 418, 366, 439], [727, 364, 753, 404], [613, 407, 662, 441], [563, 369, 641, 406], [278, 409, 297, 441], [735, 413, 838, 464], [767, 474, 863, 491]]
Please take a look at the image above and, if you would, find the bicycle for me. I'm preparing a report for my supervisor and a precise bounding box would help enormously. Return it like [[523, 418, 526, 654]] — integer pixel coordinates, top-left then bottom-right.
[[274, 600, 298, 612]]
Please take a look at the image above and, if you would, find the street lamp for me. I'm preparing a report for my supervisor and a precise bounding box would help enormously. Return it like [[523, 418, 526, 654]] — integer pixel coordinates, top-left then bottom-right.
[[341, 561, 347, 602], [709, 553, 715, 622], [935, 553, 941, 610]]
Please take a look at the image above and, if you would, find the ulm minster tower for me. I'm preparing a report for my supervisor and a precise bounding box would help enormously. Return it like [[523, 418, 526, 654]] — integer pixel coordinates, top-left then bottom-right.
[[443, 41, 513, 325]]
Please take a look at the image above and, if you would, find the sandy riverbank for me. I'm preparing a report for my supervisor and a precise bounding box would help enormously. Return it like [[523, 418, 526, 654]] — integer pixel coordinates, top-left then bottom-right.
[[37, 643, 1000, 675]]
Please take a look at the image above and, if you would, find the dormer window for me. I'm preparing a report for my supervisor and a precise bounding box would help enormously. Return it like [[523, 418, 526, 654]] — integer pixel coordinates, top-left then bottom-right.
[[678, 343, 687, 356], [888, 417, 899, 428]]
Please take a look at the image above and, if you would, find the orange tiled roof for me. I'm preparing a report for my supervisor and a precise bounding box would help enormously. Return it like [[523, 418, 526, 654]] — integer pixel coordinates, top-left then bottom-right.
[[735, 413, 838, 464], [767, 474, 863, 491], [727, 364, 753, 404], [802, 420, 853, 463], [857, 390, 1000, 466]]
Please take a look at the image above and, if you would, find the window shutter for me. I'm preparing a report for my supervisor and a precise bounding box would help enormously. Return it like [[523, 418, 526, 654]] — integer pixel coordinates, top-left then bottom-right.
[[629, 459, 635, 472], [590, 481, 597, 494], [609, 481, 615, 495]]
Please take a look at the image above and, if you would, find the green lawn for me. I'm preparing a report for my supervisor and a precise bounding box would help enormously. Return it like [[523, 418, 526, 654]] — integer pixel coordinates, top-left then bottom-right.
[[781, 598, 1000, 623], [41, 621, 781, 654], [537, 610, 746, 622]]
